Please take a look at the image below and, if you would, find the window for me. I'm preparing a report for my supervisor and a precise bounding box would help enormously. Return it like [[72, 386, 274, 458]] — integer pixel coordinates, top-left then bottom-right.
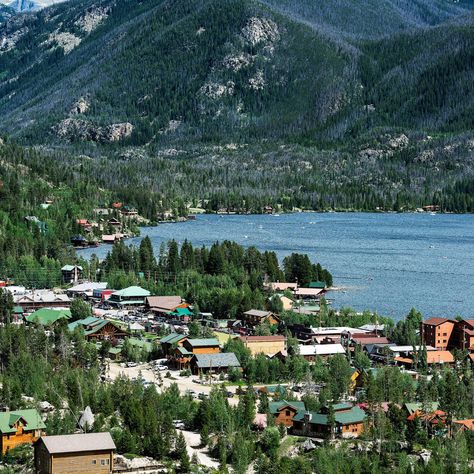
[[285, 410, 291, 416], [443, 333, 447, 336], [92, 460, 97, 465], [101, 459, 106, 466]]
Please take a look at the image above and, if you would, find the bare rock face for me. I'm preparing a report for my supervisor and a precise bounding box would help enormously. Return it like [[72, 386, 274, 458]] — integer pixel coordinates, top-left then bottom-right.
[[55, 118, 133, 142], [70, 97, 90, 115], [103, 122, 134, 142], [241, 17, 280, 46]]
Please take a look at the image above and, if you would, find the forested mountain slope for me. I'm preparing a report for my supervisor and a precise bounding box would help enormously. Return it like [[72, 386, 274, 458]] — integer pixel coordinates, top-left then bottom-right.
[[0, 0, 473, 145], [0, 0, 355, 144], [0, 0, 473, 213], [262, 0, 474, 39]]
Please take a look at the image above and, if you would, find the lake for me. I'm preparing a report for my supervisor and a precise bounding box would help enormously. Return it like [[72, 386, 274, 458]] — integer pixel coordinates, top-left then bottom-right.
[[77, 213, 474, 320]]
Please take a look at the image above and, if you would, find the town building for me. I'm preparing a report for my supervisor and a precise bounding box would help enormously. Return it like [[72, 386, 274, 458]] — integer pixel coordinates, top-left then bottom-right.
[[190, 352, 240, 375], [61, 265, 83, 284], [240, 335, 286, 356], [453, 419, 474, 433], [108, 286, 150, 307], [66, 282, 108, 298], [160, 332, 188, 356], [34, 432, 116, 474], [269, 400, 306, 427], [452, 319, 474, 352], [292, 403, 366, 438], [293, 288, 324, 300], [182, 338, 220, 354], [297, 343, 346, 362], [0, 409, 45, 454], [25, 308, 71, 326], [68, 317, 129, 341], [267, 282, 298, 292], [145, 296, 188, 316], [241, 310, 280, 329], [421, 317, 456, 350], [13, 290, 71, 311]]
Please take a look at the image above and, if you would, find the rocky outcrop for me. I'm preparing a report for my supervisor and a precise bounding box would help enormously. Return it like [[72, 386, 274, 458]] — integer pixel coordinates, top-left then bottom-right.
[[75, 7, 111, 34], [46, 31, 81, 54], [70, 97, 90, 115], [241, 17, 280, 46], [55, 118, 133, 142]]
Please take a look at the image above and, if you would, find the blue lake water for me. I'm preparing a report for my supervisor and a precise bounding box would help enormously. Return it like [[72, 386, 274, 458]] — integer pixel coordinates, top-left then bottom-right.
[[77, 213, 474, 320]]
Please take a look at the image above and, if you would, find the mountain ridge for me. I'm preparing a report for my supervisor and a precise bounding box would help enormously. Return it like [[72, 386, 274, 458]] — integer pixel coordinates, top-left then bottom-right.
[[0, 0, 473, 148]]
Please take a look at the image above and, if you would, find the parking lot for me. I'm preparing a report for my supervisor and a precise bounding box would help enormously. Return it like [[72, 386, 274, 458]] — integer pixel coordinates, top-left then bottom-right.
[[107, 361, 240, 406]]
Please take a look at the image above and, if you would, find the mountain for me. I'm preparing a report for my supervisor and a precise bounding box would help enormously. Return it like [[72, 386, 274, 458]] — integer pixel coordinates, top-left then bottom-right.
[[0, 0, 473, 147], [262, 0, 474, 40], [0, 0, 473, 214], [2, 0, 65, 12]]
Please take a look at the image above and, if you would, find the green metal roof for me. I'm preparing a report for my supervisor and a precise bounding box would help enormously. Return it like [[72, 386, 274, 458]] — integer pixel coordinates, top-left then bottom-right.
[[269, 400, 306, 415], [112, 286, 150, 298], [260, 385, 287, 394], [332, 402, 353, 411], [83, 320, 109, 335], [308, 281, 326, 289], [61, 265, 83, 272], [13, 306, 23, 314], [127, 338, 153, 351], [405, 402, 439, 415], [177, 346, 192, 356], [168, 307, 193, 317], [26, 308, 71, 325], [293, 406, 366, 426], [185, 338, 219, 347], [160, 332, 187, 344], [68, 316, 102, 331], [108, 347, 122, 355], [0, 409, 45, 434]]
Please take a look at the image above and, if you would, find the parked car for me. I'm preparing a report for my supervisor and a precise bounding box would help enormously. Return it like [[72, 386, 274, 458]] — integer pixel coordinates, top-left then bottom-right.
[[126, 361, 138, 368], [198, 392, 208, 400], [173, 420, 185, 429]]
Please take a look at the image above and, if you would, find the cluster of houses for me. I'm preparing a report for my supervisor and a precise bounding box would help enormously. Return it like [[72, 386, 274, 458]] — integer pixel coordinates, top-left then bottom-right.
[[2, 277, 474, 466], [71, 202, 141, 248]]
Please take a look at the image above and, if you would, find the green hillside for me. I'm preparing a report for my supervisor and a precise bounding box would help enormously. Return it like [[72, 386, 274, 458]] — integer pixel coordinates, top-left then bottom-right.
[[0, 0, 473, 214], [1, 0, 474, 145]]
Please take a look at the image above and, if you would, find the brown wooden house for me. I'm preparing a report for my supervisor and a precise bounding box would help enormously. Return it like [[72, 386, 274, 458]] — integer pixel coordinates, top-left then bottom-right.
[[0, 409, 45, 454], [170, 338, 220, 369], [241, 310, 280, 329], [35, 432, 116, 474], [269, 400, 306, 427], [68, 317, 129, 341], [292, 404, 366, 439]]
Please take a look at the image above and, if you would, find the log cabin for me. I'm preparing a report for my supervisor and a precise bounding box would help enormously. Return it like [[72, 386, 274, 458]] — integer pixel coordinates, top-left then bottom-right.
[[0, 409, 45, 454]]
